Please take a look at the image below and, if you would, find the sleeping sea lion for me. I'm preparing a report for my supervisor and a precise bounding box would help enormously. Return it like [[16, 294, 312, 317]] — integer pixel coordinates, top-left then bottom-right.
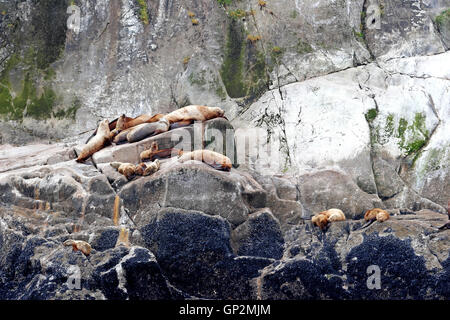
[[118, 113, 165, 131], [113, 127, 133, 144], [177, 149, 232, 171], [164, 105, 225, 124], [77, 119, 111, 162], [311, 208, 346, 230], [63, 240, 92, 256], [126, 119, 170, 143], [364, 208, 390, 222], [140, 141, 181, 162], [110, 160, 160, 180], [143, 159, 160, 176]]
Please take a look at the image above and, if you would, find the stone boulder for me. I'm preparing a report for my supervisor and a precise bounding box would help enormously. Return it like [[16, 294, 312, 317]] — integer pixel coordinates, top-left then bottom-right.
[[140, 207, 273, 299], [119, 161, 267, 227], [297, 170, 383, 219]]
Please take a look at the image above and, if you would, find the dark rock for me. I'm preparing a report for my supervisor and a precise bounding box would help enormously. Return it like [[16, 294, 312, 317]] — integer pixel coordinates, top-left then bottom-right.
[[231, 208, 284, 259]]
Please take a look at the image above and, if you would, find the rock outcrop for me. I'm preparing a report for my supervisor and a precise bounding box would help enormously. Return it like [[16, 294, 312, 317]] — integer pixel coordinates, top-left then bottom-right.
[[0, 136, 448, 300]]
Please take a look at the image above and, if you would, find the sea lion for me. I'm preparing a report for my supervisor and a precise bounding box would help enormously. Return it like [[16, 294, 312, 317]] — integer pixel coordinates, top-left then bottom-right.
[[77, 119, 111, 162], [311, 208, 346, 230], [63, 240, 92, 256], [364, 208, 390, 223], [88, 113, 165, 142], [170, 120, 194, 130], [113, 127, 133, 144], [164, 105, 225, 124], [143, 159, 160, 176], [178, 149, 232, 171], [118, 113, 165, 131], [140, 141, 181, 162], [126, 119, 170, 143], [110, 160, 160, 180], [110, 162, 140, 180]]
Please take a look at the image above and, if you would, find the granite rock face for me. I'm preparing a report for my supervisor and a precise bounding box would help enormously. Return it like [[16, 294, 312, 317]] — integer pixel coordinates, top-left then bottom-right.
[[0, 0, 449, 300], [0, 141, 448, 300]]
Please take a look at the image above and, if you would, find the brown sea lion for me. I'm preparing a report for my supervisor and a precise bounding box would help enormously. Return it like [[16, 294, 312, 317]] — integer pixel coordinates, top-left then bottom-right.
[[110, 160, 160, 180], [143, 159, 160, 176], [140, 141, 181, 162], [311, 208, 346, 230], [88, 114, 165, 142], [164, 105, 225, 124], [77, 119, 111, 162], [110, 162, 139, 180], [170, 120, 194, 130], [364, 208, 390, 223], [118, 113, 165, 131], [178, 149, 232, 171], [63, 240, 92, 256]]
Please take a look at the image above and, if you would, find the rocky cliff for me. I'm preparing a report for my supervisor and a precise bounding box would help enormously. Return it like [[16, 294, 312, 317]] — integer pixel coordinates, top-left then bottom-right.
[[0, 0, 449, 300]]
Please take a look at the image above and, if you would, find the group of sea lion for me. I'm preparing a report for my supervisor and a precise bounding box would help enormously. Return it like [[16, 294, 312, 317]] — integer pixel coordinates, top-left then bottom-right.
[[76, 105, 233, 177], [312, 208, 391, 231]]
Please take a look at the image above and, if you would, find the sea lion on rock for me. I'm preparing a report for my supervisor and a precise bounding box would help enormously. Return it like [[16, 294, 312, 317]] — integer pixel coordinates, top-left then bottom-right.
[[126, 119, 170, 143], [110, 160, 160, 180], [116, 113, 165, 132], [77, 120, 111, 162], [178, 149, 232, 171], [311, 208, 346, 230], [143, 159, 160, 176], [140, 141, 181, 162], [364, 208, 390, 222], [113, 127, 133, 144], [110, 162, 140, 180], [63, 240, 92, 256], [164, 105, 225, 124]]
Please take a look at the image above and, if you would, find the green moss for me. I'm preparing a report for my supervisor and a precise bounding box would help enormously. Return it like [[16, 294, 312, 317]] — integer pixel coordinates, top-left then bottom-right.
[[228, 9, 246, 20], [220, 21, 246, 98], [136, 0, 149, 25], [217, 0, 232, 6], [53, 96, 80, 120], [296, 40, 313, 55], [290, 10, 298, 19], [396, 113, 430, 156], [188, 71, 207, 86], [411, 112, 429, 138], [365, 108, 378, 121], [385, 113, 395, 136], [26, 87, 57, 120], [435, 9, 450, 26]]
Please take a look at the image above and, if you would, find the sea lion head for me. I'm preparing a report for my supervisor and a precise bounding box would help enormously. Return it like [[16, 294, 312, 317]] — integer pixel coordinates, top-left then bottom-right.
[[98, 119, 111, 136], [116, 114, 127, 131], [210, 107, 225, 118], [312, 214, 328, 230]]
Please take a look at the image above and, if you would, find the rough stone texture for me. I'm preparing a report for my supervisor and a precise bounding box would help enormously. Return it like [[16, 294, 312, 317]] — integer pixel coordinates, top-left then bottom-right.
[[297, 170, 383, 219], [0, 148, 448, 299], [257, 210, 450, 300], [0, 0, 449, 300], [119, 161, 266, 228], [231, 208, 284, 260]]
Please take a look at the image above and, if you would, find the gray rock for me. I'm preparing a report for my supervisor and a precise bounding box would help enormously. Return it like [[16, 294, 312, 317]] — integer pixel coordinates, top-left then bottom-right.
[[297, 170, 383, 219]]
